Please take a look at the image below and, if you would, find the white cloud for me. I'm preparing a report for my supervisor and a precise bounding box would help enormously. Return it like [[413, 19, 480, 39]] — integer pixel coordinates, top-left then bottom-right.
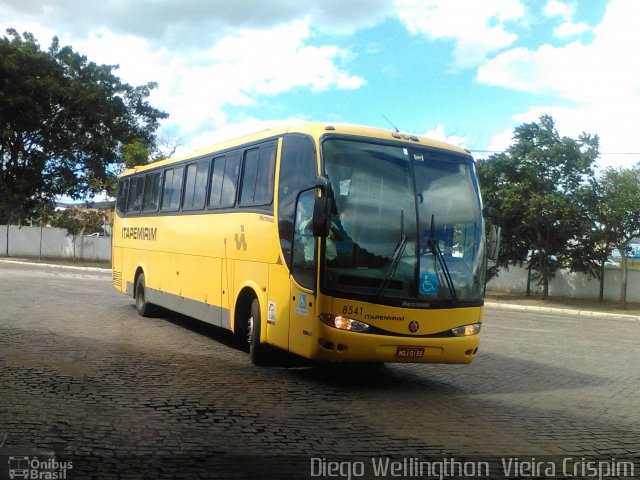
[[395, 0, 525, 68], [182, 117, 305, 156], [423, 124, 469, 148], [203, 20, 364, 96], [1, 17, 365, 153], [484, 128, 516, 158], [478, 0, 640, 170], [544, 0, 574, 21], [166, 19, 364, 145], [553, 21, 590, 38], [543, 1, 590, 38], [1, 4, 368, 154], [0, 0, 393, 48]]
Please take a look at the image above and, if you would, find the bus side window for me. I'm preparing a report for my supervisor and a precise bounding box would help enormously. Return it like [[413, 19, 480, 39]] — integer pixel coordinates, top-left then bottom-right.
[[220, 153, 240, 208], [239, 148, 260, 205], [127, 176, 144, 214], [183, 160, 209, 210], [239, 143, 276, 206], [142, 172, 161, 212], [161, 166, 184, 211], [208, 156, 225, 208], [116, 178, 130, 215], [254, 144, 276, 204]]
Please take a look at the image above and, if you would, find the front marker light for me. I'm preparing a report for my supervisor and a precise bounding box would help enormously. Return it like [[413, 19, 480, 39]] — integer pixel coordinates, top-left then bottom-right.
[[451, 323, 482, 337], [320, 314, 371, 332]]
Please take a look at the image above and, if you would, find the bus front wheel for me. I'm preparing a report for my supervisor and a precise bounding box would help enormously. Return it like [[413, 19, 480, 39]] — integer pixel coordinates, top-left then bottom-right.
[[135, 273, 156, 317], [248, 298, 271, 366]]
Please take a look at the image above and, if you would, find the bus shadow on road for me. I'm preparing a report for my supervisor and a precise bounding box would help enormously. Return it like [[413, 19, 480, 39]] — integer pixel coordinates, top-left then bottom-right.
[[284, 351, 613, 398], [153, 307, 240, 348], [137, 306, 613, 398]]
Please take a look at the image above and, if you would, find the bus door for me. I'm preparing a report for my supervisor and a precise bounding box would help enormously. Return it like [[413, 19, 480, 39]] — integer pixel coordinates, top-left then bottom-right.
[[275, 134, 318, 356], [287, 189, 317, 357]]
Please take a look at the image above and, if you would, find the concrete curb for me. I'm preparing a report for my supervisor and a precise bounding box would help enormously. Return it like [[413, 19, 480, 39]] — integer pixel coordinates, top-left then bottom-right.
[[485, 301, 640, 321], [0, 258, 110, 273]]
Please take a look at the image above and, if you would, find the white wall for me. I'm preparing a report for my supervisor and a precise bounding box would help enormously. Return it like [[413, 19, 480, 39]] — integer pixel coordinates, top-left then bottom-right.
[[0, 225, 111, 261], [487, 263, 640, 303]]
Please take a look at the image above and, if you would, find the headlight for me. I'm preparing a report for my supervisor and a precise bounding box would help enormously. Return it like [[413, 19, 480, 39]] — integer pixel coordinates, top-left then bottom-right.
[[451, 323, 481, 337], [320, 314, 371, 332]]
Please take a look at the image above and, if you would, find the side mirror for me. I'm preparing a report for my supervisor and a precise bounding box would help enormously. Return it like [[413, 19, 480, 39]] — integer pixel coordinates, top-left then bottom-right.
[[312, 176, 333, 237]]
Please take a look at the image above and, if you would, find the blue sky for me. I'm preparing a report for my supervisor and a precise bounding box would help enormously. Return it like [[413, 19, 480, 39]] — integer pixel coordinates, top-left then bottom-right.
[[1, 0, 638, 169]]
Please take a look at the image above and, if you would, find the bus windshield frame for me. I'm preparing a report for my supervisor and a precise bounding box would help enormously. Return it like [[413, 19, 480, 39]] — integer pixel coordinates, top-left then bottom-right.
[[319, 136, 486, 308]]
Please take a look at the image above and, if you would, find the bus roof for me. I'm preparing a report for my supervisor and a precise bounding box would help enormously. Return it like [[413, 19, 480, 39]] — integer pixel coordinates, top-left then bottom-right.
[[121, 122, 472, 176]]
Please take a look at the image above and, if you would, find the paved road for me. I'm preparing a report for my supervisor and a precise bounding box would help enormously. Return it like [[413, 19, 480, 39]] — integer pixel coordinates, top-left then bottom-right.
[[1, 262, 639, 479]]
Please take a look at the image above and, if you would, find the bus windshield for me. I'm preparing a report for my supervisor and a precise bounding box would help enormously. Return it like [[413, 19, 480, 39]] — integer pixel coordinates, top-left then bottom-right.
[[322, 138, 486, 305]]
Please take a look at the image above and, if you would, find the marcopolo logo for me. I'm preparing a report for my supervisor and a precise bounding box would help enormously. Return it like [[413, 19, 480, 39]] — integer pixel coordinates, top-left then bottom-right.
[[7, 456, 73, 479]]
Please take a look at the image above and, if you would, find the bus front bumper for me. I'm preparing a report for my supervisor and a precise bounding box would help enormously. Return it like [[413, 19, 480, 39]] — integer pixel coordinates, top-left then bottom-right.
[[309, 323, 480, 364]]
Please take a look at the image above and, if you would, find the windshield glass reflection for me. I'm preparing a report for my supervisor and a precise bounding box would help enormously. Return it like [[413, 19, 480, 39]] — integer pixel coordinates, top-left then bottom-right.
[[322, 139, 485, 304]]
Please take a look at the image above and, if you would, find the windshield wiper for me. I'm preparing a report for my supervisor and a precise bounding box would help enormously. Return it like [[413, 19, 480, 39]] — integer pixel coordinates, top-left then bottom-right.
[[428, 214, 458, 303], [375, 211, 407, 301]]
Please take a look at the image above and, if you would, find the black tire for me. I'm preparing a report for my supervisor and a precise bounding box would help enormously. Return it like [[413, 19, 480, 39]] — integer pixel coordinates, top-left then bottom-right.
[[135, 273, 155, 317], [248, 298, 271, 366]]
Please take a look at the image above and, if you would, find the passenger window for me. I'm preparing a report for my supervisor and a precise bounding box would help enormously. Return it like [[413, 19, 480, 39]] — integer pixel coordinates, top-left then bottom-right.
[[240, 148, 259, 205], [208, 156, 225, 207], [254, 144, 276, 204], [213, 153, 240, 208], [239, 143, 276, 206], [116, 178, 130, 215], [161, 166, 184, 211], [127, 176, 144, 213], [183, 161, 209, 210], [142, 172, 161, 212]]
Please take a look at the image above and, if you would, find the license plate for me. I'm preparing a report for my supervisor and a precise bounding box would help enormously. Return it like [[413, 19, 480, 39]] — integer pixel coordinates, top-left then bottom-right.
[[396, 346, 425, 358]]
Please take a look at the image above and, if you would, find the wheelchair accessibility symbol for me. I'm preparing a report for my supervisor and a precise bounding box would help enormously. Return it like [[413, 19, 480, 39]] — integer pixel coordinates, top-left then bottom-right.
[[420, 272, 438, 296]]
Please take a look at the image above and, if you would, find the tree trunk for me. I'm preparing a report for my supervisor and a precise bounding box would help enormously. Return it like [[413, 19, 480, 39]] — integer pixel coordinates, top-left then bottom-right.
[[526, 264, 532, 297], [538, 250, 549, 299], [39, 224, 43, 261], [599, 258, 605, 303], [620, 251, 628, 309]]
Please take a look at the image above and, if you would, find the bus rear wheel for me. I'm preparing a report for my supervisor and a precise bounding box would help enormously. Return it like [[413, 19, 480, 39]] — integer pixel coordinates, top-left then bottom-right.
[[248, 298, 271, 366], [135, 273, 156, 317]]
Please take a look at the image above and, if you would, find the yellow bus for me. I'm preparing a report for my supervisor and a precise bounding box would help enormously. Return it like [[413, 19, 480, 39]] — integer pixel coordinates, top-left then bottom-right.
[[113, 122, 496, 365]]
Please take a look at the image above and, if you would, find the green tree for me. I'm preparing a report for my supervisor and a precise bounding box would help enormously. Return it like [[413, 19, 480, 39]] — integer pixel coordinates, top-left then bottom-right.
[[0, 29, 168, 222], [566, 180, 616, 303], [477, 115, 599, 298], [596, 165, 640, 308], [51, 207, 107, 260]]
